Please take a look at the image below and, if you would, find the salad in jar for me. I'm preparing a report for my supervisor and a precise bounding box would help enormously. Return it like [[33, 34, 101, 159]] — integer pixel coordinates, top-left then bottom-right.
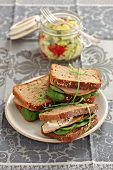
[[39, 15, 83, 60]]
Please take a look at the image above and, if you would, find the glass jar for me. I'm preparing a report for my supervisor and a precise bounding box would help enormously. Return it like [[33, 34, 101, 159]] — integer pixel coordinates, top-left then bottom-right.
[[39, 10, 88, 60]]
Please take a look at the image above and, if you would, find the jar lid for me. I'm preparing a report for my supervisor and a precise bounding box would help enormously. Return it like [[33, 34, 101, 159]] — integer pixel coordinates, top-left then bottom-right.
[[9, 15, 40, 40]]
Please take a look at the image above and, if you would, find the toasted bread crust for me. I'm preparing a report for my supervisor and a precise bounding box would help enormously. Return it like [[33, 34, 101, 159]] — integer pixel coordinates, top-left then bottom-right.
[[50, 64, 102, 90], [13, 75, 53, 111], [42, 115, 98, 142], [62, 95, 96, 104], [39, 104, 98, 121]]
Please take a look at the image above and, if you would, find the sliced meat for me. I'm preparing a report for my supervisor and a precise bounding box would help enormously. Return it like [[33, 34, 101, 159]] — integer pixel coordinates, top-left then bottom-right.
[[13, 97, 36, 111], [42, 114, 90, 133], [13, 97, 25, 107], [57, 86, 97, 96]]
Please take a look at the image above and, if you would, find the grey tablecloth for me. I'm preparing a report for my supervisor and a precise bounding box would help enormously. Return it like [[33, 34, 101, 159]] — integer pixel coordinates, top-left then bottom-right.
[[0, 0, 113, 170]]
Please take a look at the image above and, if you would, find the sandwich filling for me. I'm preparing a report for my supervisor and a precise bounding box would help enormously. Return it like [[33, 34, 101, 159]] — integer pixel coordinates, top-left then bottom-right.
[[42, 113, 95, 134], [42, 113, 96, 135], [54, 113, 96, 135], [21, 107, 40, 121], [47, 84, 100, 102]]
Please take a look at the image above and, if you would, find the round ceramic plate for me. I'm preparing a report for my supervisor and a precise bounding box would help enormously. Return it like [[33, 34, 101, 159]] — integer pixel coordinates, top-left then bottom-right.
[[5, 77, 108, 143]]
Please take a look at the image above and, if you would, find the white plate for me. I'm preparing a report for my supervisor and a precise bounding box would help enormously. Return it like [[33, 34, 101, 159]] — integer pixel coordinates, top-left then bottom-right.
[[5, 77, 108, 143]]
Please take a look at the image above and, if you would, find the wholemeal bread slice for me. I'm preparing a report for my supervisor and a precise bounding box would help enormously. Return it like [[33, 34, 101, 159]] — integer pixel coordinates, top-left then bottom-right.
[[42, 115, 98, 142], [50, 64, 102, 92], [39, 103, 98, 121], [13, 74, 53, 111]]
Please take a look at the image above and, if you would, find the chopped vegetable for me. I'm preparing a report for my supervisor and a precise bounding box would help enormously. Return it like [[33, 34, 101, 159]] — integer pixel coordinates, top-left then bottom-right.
[[39, 16, 83, 60]]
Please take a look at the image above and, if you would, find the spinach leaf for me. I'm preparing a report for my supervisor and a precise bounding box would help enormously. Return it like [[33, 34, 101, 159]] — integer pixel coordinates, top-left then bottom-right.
[[47, 86, 66, 102], [22, 107, 39, 121]]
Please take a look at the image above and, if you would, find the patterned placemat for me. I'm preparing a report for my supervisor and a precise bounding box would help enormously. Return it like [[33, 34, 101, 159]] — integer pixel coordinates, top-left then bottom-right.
[[81, 40, 113, 100]]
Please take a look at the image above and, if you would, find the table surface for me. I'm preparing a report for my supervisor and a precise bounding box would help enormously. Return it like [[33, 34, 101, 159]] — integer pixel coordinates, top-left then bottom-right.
[[0, 0, 113, 170]]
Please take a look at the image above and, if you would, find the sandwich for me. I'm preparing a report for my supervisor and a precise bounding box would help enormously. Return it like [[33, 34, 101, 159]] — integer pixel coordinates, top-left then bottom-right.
[[12, 64, 101, 142], [12, 64, 101, 122], [39, 103, 98, 142], [47, 64, 102, 104], [13, 74, 53, 121]]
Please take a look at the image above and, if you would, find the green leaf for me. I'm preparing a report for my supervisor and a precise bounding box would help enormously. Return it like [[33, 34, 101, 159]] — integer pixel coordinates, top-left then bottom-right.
[[22, 107, 39, 121], [91, 90, 100, 96], [36, 94, 46, 101], [47, 86, 66, 102], [54, 129, 71, 135]]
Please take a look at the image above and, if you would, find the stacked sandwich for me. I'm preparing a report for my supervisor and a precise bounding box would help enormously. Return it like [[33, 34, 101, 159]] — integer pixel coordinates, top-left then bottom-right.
[[13, 64, 102, 142]]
